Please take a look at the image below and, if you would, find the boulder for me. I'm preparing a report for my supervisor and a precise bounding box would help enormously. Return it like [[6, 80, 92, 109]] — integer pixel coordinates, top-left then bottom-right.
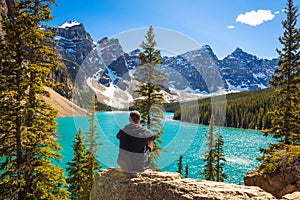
[[244, 170, 300, 198], [90, 168, 276, 200], [282, 191, 300, 200]]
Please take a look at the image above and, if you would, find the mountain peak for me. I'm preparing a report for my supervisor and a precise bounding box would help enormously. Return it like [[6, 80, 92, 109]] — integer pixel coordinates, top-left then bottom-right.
[[200, 45, 216, 56], [233, 47, 245, 54], [229, 47, 258, 60], [181, 44, 215, 57], [201, 45, 213, 51], [59, 20, 81, 29]]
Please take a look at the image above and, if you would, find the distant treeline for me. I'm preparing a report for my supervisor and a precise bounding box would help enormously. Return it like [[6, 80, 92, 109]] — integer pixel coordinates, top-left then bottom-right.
[[165, 88, 278, 130]]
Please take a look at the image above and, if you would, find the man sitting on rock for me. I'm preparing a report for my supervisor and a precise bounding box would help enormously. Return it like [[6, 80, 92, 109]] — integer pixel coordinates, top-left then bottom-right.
[[117, 110, 156, 173]]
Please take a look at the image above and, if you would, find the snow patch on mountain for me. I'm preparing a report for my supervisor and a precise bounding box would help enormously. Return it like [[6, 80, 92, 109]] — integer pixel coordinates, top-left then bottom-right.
[[87, 77, 133, 108], [253, 72, 267, 79], [54, 36, 64, 40], [59, 20, 81, 28]]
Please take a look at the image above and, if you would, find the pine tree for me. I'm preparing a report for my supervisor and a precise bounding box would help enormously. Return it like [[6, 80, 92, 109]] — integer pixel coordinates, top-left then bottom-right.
[[134, 26, 167, 167], [67, 129, 91, 199], [0, 0, 69, 199], [201, 115, 217, 181], [260, 0, 300, 163], [177, 154, 183, 175], [67, 97, 101, 200], [215, 128, 227, 182], [185, 164, 189, 178], [84, 95, 101, 193], [85, 95, 101, 155]]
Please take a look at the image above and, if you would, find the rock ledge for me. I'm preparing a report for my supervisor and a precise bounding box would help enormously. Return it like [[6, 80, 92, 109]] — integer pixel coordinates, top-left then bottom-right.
[[90, 168, 276, 200]]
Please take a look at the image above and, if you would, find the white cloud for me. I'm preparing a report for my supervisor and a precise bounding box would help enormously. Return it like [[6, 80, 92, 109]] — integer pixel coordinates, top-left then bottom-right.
[[236, 9, 275, 26], [227, 25, 235, 29], [274, 11, 280, 15]]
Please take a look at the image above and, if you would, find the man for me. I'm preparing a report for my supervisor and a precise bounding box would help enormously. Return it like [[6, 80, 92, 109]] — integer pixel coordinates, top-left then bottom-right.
[[117, 110, 156, 173]]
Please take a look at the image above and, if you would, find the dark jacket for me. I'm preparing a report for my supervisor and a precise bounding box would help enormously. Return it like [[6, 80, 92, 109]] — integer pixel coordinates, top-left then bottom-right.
[[117, 123, 156, 172]]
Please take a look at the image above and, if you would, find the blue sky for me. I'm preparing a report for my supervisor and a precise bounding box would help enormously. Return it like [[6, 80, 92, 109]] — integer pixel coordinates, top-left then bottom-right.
[[50, 0, 299, 59]]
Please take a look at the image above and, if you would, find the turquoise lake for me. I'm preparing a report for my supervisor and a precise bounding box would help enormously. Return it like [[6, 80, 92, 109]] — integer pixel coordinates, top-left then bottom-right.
[[56, 111, 275, 184]]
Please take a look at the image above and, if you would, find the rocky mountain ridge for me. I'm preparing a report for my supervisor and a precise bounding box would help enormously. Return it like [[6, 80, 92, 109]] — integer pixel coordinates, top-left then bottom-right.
[[52, 21, 279, 107], [220, 48, 278, 91]]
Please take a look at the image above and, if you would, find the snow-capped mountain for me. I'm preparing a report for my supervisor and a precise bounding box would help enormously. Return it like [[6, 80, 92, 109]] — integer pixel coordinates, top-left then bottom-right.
[[219, 48, 278, 91], [161, 45, 226, 94], [53, 21, 278, 108], [54, 20, 95, 79]]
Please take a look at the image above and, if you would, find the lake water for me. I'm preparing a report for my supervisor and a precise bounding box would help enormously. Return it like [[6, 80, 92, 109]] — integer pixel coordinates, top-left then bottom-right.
[[56, 111, 274, 184]]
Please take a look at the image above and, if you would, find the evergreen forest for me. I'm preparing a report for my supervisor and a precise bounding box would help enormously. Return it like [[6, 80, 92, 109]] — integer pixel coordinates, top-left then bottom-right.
[[170, 88, 278, 130]]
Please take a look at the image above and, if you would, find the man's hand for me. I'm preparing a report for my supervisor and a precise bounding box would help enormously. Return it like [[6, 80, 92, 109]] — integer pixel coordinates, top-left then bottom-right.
[[148, 140, 153, 151]]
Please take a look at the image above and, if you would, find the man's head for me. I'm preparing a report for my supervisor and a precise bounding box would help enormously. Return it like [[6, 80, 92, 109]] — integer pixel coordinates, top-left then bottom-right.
[[129, 110, 140, 124]]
